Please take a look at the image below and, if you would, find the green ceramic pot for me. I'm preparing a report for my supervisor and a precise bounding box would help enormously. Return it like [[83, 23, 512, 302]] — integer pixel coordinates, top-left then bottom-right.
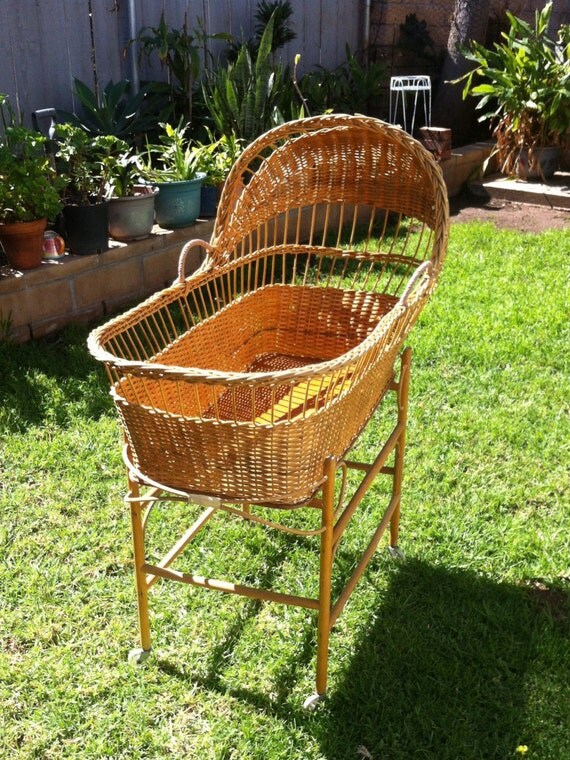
[[155, 175, 205, 229]]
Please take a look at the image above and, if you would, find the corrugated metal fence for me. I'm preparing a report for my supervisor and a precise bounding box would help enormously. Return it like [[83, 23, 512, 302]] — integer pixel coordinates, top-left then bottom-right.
[[0, 0, 360, 124]]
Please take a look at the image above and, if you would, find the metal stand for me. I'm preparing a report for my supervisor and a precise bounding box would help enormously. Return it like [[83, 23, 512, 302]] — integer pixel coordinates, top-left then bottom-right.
[[389, 76, 431, 135]]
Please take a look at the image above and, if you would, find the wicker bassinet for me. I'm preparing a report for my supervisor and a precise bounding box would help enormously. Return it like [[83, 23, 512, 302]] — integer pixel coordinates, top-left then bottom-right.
[[88, 114, 449, 705]]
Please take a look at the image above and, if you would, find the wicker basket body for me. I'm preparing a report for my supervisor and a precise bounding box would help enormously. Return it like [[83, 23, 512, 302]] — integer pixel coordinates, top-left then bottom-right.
[[89, 115, 449, 506]]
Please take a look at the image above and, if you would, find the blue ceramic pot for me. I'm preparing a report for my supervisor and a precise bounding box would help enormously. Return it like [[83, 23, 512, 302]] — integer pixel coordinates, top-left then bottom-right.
[[155, 174, 205, 228]]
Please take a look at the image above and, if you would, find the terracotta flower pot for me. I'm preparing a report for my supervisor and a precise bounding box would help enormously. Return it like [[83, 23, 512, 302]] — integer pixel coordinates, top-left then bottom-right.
[[0, 217, 47, 270]]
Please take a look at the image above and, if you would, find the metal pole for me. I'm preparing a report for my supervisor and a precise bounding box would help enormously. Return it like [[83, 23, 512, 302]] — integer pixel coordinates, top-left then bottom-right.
[[362, 0, 372, 69], [127, 0, 140, 93]]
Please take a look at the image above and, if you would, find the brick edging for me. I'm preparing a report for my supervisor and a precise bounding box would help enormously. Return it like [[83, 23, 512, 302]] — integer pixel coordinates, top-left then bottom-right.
[[0, 220, 214, 343]]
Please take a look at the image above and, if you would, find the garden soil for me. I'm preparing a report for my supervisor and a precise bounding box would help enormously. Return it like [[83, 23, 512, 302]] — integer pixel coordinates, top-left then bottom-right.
[[450, 192, 570, 232]]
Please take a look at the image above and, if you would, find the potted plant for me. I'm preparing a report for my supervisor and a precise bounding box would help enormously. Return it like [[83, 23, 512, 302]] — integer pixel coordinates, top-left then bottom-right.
[[194, 130, 243, 216], [456, 2, 570, 180], [104, 143, 158, 242], [55, 124, 115, 255], [0, 97, 62, 270], [144, 121, 205, 228]]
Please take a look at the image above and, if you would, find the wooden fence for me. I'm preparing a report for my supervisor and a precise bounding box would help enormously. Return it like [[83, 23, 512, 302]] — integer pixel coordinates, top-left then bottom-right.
[[0, 0, 361, 125]]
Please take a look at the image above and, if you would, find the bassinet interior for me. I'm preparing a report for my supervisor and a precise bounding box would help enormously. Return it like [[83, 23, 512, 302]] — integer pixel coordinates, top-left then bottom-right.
[[89, 116, 449, 504]]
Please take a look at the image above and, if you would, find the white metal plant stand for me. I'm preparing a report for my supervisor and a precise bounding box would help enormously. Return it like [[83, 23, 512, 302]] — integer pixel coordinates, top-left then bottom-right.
[[389, 76, 431, 135]]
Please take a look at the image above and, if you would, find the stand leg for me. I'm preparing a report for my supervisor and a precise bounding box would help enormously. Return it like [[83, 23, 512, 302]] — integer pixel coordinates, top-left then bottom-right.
[[390, 347, 411, 553], [129, 477, 151, 660], [312, 457, 336, 705]]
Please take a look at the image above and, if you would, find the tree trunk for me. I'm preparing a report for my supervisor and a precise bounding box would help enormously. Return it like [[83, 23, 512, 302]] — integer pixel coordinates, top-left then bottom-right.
[[432, 0, 491, 146]]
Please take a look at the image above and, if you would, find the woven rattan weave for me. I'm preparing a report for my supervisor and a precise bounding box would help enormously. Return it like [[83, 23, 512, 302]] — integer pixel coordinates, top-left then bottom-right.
[[88, 114, 449, 706]]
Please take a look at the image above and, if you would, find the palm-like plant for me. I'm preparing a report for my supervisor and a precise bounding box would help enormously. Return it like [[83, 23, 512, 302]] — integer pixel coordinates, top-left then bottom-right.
[[58, 79, 154, 140], [227, 0, 296, 63], [137, 13, 200, 125], [457, 2, 570, 177], [253, 0, 296, 56]]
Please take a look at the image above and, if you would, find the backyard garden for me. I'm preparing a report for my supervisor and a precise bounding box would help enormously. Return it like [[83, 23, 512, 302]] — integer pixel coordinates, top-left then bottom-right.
[[1, 2, 569, 759], [0, 212, 568, 759]]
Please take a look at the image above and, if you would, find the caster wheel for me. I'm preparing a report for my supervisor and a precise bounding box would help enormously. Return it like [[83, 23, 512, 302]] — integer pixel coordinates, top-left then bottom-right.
[[303, 692, 325, 712], [128, 647, 151, 665], [388, 545, 405, 561]]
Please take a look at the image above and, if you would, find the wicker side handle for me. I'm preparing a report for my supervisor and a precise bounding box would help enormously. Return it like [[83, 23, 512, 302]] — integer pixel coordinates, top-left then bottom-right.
[[399, 260, 433, 306], [177, 239, 216, 284]]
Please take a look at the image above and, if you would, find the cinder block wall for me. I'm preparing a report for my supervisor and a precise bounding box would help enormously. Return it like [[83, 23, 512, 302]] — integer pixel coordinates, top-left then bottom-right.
[[0, 222, 212, 343]]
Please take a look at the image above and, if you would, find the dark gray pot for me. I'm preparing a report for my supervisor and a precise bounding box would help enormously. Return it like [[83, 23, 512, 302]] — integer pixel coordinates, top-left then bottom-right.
[[516, 147, 560, 180], [108, 188, 158, 242], [200, 184, 219, 218]]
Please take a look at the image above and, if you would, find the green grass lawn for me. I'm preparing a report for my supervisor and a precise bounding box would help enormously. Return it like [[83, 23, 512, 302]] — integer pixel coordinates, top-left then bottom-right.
[[1, 221, 568, 759]]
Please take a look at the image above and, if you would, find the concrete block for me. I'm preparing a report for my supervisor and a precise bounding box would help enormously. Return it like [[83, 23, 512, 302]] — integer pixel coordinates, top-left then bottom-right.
[[21, 280, 74, 325], [469, 172, 570, 210], [73, 257, 144, 311], [0, 268, 26, 295], [0, 290, 28, 329], [0, 218, 215, 342], [25, 254, 98, 286], [6, 322, 32, 343], [440, 143, 496, 197], [142, 248, 185, 293], [1, 277, 74, 342]]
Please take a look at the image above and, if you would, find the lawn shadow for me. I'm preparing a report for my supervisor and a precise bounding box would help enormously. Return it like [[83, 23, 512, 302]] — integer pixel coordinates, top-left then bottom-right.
[[315, 559, 553, 760], [154, 529, 319, 710], [149, 546, 568, 759], [0, 323, 112, 430]]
